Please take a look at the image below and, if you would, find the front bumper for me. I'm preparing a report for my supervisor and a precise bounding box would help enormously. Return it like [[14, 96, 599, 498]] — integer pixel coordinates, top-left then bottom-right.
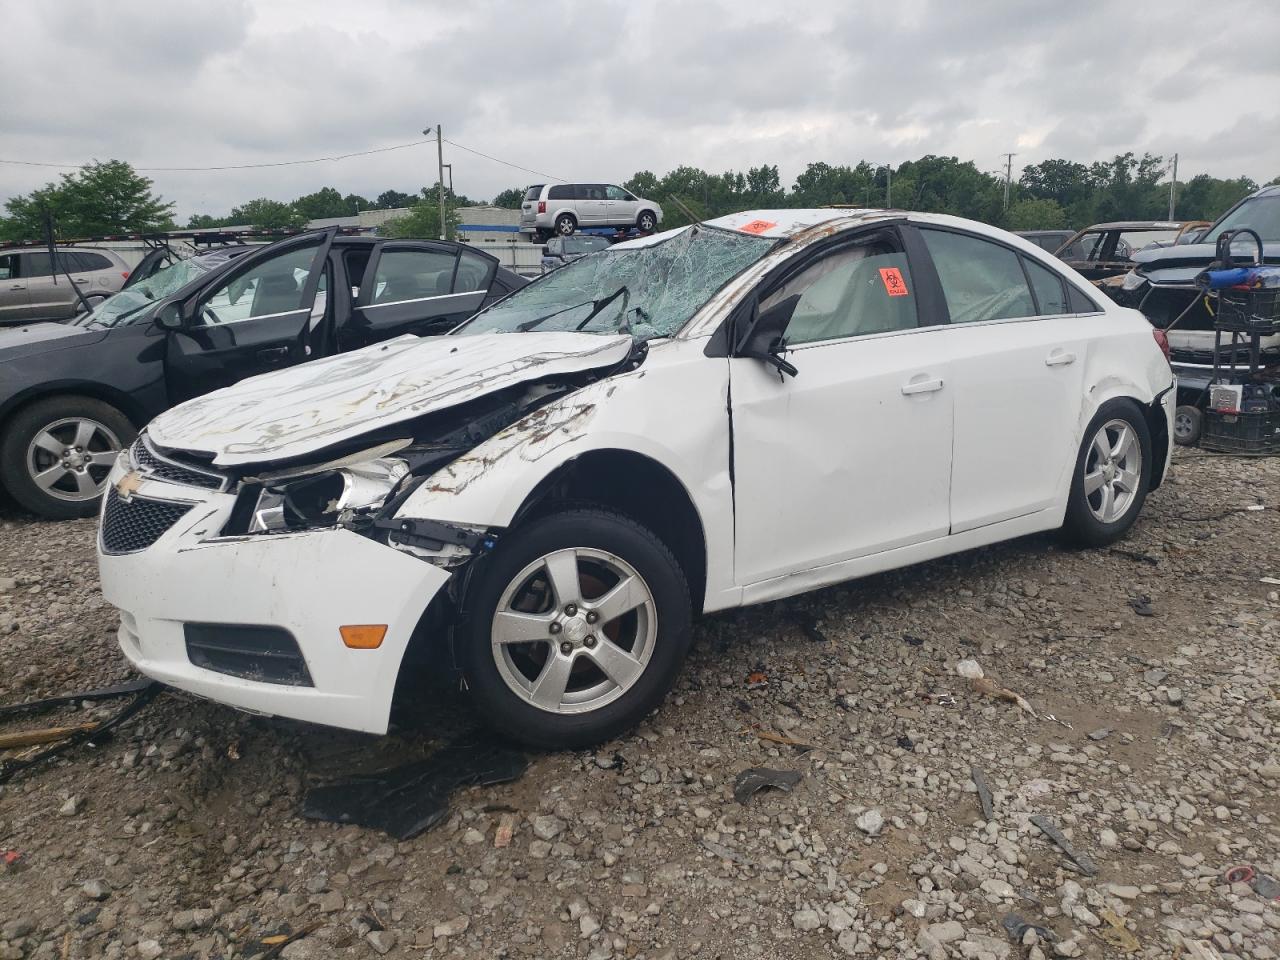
[[97, 468, 450, 734]]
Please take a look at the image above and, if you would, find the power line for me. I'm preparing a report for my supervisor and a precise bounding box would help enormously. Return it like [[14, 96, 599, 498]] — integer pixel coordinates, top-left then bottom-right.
[[0, 136, 569, 184], [442, 139, 566, 183], [0, 139, 434, 172]]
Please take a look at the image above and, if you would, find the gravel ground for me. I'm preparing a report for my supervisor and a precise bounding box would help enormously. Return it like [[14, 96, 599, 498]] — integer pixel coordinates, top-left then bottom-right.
[[1, 449, 1278, 960]]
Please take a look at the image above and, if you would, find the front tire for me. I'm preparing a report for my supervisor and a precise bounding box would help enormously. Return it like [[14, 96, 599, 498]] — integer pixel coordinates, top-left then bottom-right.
[[0, 396, 135, 520], [1061, 398, 1152, 547], [459, 508, 692, 749], [636, 210, 657, 232]]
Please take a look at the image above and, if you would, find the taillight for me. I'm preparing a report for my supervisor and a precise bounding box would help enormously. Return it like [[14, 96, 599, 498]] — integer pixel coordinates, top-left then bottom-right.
[[538, 201, 546, 214], [121, 271, 130, 280], [1152, 327, 1170, 363]]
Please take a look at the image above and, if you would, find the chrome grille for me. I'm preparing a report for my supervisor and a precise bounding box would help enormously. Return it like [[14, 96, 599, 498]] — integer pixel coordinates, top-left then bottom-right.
[[100, 490, 193, 554], [132, 437, 225, 490]]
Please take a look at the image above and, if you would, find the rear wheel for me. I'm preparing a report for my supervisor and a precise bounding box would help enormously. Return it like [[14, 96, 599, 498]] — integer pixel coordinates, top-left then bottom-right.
[[1173, 405, 1202, 446], [459, 508, 691, 749], [0, 396, 135, 520], [1061, 399, 1151, 546], [554, 214, 577, 237]]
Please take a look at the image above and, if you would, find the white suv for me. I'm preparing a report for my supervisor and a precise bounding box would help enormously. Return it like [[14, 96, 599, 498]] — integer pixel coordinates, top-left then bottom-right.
[[520, 183, 662, 240]]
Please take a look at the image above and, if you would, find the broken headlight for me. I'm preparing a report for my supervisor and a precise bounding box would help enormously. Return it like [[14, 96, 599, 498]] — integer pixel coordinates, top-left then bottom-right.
[[248, 458, 409, 533], [1120, 270, 1146, 292]]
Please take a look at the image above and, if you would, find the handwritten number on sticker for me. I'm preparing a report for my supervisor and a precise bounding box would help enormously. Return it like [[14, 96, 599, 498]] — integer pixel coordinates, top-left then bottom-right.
[[879, 267, 909, 297]]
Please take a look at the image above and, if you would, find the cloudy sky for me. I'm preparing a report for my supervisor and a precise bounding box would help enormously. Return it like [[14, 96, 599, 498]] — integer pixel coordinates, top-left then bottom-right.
[[2, 0, 1277, 221]]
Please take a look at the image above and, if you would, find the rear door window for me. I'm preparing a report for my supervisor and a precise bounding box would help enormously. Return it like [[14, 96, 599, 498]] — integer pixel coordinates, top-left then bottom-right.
[[370, 248, 459, 304], [547, 185, 574, 201], [1059, 231, 1103, 262], [0, 255, 16, 279], [921, 229, 1035, 323], [23, 253, 54, 278]]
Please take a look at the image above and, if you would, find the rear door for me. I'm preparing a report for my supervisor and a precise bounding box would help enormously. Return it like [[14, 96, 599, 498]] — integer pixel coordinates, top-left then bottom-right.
[[575, 184, 609, 225], [0, 254, 29, 323], [342, 241, 496, 349], [164, 231, 334, 403], [22, 252, 79, 320], [916, 226, 1090, 532]]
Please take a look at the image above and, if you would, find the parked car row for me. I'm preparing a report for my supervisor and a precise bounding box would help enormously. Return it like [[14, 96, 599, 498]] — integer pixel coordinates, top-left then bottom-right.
[[0, 231, 526, 518], [91, 207, 1174, 748]]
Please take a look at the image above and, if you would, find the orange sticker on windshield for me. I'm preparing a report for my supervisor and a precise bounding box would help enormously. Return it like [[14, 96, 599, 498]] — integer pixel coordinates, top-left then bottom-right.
[[879, 267, 909, 296], [738, 219, 777, 235]]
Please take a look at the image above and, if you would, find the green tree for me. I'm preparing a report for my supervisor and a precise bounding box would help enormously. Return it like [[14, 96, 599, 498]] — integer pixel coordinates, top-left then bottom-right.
[[374, 189, 416, 210], [1, 160, 174, 240], [186, 213, 230, 229], [893, 155, 1002, 222], [291, 186, 350, 220], [491, 187, 526, 208], [790, 162, 878, 207], [379, 200, 460, 240], [344, 194, 370, 214], [228, 198, 306, 230], [1006, 198, 1068, 230], [1175, 174, 1256, 222]]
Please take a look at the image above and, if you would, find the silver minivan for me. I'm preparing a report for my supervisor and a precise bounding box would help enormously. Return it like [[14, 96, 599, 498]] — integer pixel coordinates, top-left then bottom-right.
[[520, 183, 663, 240], [0, 247, 131, 324]]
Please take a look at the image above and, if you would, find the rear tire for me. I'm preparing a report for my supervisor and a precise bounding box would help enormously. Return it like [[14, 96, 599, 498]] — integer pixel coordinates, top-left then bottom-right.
[[1173, 405, 1202, 446], [1061, 398, 1151, 547], [0, 396, 135, 520], [459, 508, 691, 749], [554, 214, 576, 237]]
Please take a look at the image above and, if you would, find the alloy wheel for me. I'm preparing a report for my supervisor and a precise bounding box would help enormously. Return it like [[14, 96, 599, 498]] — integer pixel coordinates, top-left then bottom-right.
[[491, 547, 656, 715], [1083, 419, 1142, 523], [25, 417, 123, 502]]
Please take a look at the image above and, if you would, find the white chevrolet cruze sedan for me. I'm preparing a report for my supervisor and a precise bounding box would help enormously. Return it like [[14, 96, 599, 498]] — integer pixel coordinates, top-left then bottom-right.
[[97, 209, 1175, 748]]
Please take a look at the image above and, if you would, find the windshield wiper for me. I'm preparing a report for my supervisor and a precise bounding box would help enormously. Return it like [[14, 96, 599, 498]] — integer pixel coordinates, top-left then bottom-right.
[[515, 297, 598, 332], [574, 285, 630, 333]]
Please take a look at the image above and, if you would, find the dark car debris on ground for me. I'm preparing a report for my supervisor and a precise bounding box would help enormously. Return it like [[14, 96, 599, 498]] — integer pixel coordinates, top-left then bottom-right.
[[1, 447, 1278, 959]]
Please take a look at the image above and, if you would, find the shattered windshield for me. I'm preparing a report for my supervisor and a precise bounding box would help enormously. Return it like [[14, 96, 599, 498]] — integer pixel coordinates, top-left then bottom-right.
[[457, 225, 778, 341], [70, 255, 218, 329]]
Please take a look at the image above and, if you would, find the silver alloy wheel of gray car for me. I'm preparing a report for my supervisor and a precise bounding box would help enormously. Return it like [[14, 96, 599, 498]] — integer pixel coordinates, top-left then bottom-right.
[[638, 211, 656, 231], [491, 547, 657, 715], [1082, 418, 1142, 523], [25, 416, 123, 502]]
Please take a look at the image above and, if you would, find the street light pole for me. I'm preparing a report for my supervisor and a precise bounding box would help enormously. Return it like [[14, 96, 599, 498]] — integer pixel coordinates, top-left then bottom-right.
[[424, 124, 446, 240]]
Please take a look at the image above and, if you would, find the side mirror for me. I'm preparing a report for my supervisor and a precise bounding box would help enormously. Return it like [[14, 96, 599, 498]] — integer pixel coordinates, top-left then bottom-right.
[[737, 295, 800, 378], [154, 302, 185, 331]]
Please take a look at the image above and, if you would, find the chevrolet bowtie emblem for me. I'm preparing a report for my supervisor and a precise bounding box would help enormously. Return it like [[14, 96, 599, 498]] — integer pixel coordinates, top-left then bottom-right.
[[115, 470, 143, 500]]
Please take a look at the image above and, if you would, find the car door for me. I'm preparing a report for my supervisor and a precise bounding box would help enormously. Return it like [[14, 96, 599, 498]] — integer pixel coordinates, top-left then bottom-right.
[[0, 254, 29, 323], [730, 227, 954, 585], [916, 227, 1089, 533], [164, 231, 334, 403], [342, 242, 496, 349], [22, 252, 80, 320], [575, 184, 609, 226], [605, 185, 638, 226]]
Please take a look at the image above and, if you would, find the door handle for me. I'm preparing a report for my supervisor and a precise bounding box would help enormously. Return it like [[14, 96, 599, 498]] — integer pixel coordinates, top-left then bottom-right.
[[8, 284, 21, 291], [1045, 350, 1077, 367], [901, 377, 944, 395], [257, 346, 291, 362]]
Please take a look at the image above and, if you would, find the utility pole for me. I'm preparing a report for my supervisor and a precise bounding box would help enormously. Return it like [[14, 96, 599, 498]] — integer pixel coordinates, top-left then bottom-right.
[[880, 164, 892, 208], [1167, 152, 1179, 220], [1001, 152, 1016, 212], [424, 124, 446, 239]]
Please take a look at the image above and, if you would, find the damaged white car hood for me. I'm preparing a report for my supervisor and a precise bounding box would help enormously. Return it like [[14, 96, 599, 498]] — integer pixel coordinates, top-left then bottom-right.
[[148, 331, 634, 466]]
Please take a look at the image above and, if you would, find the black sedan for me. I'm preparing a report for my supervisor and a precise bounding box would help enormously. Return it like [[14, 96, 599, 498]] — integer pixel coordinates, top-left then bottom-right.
[[0, 229, 526, 519]]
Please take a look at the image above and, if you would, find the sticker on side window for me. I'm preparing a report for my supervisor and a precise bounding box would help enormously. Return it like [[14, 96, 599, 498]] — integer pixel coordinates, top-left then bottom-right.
[[737, 219, 777, 235], [879, 267, 909, 297]]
